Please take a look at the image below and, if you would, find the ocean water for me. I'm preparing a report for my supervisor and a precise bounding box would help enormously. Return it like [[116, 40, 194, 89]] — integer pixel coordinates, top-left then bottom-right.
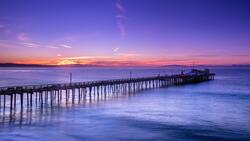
[[0, 67, 250, 141]]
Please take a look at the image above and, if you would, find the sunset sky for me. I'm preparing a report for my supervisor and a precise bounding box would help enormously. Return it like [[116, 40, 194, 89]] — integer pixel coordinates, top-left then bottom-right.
[[0, 0, 250, 66]]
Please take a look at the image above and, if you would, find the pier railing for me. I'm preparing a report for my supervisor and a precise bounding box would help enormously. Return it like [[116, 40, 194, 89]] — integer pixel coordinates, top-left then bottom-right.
[[0, 70, 215, 117]]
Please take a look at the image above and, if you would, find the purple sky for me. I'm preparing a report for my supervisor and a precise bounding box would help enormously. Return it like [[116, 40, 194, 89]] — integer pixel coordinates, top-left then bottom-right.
[[0, 0, 250, 66]]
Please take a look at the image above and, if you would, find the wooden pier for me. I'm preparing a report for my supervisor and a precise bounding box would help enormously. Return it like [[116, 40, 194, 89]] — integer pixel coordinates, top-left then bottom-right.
[[0, 69, 215, 117]]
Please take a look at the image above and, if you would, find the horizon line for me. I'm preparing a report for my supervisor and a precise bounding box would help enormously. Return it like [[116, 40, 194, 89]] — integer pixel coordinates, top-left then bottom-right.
[[0, 62, 250, 67]]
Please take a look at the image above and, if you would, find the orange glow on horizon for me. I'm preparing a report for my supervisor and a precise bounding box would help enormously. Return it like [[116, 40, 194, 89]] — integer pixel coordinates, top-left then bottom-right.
[[8, 59, 228, 67], [57, 60, 76, 65], [3, 54, 250, 67]]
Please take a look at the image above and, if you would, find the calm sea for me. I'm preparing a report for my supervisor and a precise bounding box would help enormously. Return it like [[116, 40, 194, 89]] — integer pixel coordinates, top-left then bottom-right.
[[0, 67, 250, 141]]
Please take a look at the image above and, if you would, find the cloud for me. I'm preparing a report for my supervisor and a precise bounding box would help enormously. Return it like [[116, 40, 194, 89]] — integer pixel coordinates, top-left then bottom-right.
[[60, 52, 141, 63], [61, 56, 111, 60], [113, 47, 120, 52], [17, 33, 30, 41], [115, 53, 140, 58], [115, 0, 125, 13], [60, 44, 72, 48], [0, 41, 17, 48], [47, 45, 59, 49], [115, 0, 127, 37], [0, 39, 76, 50], [0, 40, 28, 49], [20, 42, 40, 48], [117, 20, 126, 37], [0, 40, 40, 49]]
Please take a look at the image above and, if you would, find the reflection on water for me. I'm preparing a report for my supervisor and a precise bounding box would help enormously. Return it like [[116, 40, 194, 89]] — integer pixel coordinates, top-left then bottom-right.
[[0, 94, 135, 127], [0, 87, 133, 124], [0, 67, 250, 141]]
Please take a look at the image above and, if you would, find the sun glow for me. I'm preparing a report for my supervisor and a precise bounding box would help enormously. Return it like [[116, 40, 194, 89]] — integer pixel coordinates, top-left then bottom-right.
[[57, 60, 76, 65]]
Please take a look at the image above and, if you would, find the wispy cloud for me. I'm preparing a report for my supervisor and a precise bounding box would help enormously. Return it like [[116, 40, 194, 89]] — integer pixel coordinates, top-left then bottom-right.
[[0, 40, 73, 50], [60, 44, 72, 49], [61, 53, 140, 61], [113, 47, 120, 52], [47, 45, 60, 49], [0, 40, 40, 49], [115, 0, 125, 13], [20, 42, 40, 48], [0, 40, 33, 49], [115, 53, 140, 58], [115, 0, 127, 38], [0, 40, 18, 48], [61, 56, 111, 60], [17, 33, 30, 41]]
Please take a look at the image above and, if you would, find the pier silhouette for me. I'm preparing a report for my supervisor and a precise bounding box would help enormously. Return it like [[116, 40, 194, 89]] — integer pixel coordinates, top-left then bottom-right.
[[0, 69, 215, 119]]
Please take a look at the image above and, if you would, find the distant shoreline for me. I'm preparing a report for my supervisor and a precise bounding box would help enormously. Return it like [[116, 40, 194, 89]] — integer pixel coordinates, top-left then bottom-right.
[[0, 63, 249, 68]]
